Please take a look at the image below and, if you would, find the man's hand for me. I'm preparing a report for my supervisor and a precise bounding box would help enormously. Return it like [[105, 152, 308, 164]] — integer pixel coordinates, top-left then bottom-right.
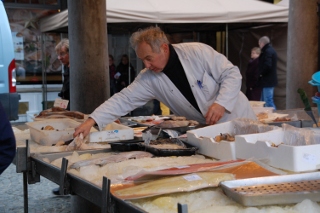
[[205, 103, 225, 125], [73, 117, 96, 138]]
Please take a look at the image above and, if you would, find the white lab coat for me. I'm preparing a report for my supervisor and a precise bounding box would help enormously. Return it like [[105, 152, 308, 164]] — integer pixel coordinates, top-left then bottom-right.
[[91, 42, 256, 129]]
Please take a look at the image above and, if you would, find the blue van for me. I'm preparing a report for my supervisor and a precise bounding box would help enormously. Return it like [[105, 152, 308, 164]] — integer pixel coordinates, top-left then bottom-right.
[[0, 1, 20, 120]]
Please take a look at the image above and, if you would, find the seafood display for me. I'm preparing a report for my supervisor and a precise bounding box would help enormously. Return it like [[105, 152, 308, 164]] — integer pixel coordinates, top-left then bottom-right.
[[125, 159, 245, 181], [214, 133, 235, 142], [35, 107, 85, 120], [14, 113, 320, 213], [147, 138, 186, 149]]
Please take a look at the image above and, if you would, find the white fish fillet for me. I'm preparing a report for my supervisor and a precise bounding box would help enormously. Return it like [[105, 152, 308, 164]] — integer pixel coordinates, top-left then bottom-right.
[[69, 151, 153, 169], [113, 172, 234, 200], [66, 133, 89, 151]]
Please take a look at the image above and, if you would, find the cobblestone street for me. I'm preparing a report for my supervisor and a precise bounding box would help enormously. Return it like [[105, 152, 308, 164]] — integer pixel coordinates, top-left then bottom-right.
[[0, 163, 71, 213]]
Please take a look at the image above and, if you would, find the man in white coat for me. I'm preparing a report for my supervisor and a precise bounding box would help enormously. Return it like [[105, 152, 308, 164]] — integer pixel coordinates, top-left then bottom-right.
[[74, 27, 256, 137]]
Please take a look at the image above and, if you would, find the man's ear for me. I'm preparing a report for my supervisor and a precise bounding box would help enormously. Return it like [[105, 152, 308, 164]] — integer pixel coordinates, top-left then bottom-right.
[[161, 43, 169, 53]]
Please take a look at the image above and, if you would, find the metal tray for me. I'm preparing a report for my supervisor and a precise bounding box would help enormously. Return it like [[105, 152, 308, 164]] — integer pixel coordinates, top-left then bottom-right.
[[109, 140, 144, 152], [142, 139, 198, 156], [221, 172, 320, 206]]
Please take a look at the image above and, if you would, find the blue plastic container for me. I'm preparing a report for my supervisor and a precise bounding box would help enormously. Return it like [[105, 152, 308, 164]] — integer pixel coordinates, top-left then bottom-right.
[[312, 71, 320, 84], [308, 80, 320, 92]]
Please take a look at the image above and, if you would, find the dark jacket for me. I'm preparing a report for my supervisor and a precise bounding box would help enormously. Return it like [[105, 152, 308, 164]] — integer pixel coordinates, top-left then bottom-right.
[[109, 63, 117, 95], [258, 43, 278, 87], [246, 58, 262, 101], [0, 102, 16, 175], [58, 66, 70, 110], [115, 63, 135, 92]]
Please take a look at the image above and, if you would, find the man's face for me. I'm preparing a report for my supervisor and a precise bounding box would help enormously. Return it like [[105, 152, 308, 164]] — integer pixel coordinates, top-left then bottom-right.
[[258, 41, 264, 49], [121, 57, 128, 65], [57, 46, 69, 66], [136, 41, 169, 73]]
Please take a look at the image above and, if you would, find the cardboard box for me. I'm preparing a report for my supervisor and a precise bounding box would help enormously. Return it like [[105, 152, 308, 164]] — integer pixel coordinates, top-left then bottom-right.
[[235, 129, 320, 172], [26, 119, 84, 146], [186, 120, 279, 160], [89, 122, 134, 142]]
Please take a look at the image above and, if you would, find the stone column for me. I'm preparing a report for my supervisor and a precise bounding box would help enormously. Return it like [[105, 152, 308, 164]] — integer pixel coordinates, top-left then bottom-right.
[[286, 0, 319, 109], [68, 0, 109, 113]]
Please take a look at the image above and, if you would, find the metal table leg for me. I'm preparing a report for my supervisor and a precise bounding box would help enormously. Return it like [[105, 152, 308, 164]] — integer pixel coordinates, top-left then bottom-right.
[[23, 171, 28, 213]]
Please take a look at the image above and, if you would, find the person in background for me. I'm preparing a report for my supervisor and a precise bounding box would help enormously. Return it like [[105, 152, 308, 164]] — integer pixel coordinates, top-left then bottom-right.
[[245, 47, 262, 101], [109, 54, 117, 96], [55, 38, 70, 110], [0, 102, 16, 175], [258, 36, 278, 109], [153, 99, 171, 115], [153, 99, 162, 115], [74, 26, 256, 138], [115, 54, 136, 92]]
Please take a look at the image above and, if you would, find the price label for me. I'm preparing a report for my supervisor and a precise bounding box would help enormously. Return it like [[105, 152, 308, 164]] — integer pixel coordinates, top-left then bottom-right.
[[183, 174, 202, 181], [303, 153, 317, 164], [54, 98, 69, 109]]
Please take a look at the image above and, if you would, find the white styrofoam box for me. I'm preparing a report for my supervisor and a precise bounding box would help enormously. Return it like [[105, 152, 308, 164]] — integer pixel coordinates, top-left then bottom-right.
[[26, 119, 86, 146], [186, 121, 279, 160], [187, 121, 237, 160], [235, 129, 284, 161], [89, 122, 134, 142], [235, 130, 320, 172]]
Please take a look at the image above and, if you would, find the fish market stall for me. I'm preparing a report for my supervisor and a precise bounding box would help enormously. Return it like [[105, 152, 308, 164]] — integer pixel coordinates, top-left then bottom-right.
[[12, 113, 320, 213]]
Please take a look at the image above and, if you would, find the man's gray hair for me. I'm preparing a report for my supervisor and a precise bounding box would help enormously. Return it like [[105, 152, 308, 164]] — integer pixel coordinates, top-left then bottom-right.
[[55, 38, 69, 52], [130, 26, 169, 53], [259, 36, 270, 45]]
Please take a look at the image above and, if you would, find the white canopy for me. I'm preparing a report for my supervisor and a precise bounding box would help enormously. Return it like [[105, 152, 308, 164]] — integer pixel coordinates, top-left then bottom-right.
[[40, 0, 288, 32]]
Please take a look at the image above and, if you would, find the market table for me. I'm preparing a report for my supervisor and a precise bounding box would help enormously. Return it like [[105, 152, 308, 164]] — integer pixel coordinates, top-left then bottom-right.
[[11, 111, 320, 213]]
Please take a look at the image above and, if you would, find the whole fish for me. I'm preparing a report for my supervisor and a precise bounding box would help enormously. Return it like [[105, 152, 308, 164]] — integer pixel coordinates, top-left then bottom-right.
[[125, 159, 245, 181], [69, 151, 153, 169], [114, 172, 235, 200]]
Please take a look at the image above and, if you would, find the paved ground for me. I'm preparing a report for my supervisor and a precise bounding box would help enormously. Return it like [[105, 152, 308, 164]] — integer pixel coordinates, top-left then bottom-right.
[[0, 123, 71, 213], [0, 163, 71, 213], [4, 106, 157, 213]]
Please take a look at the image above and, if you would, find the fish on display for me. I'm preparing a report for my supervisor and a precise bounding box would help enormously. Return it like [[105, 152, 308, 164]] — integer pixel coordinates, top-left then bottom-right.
[[69, 151, 153, 169]]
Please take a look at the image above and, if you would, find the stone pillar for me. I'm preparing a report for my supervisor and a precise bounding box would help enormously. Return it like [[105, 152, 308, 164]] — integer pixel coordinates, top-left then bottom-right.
[[286, 0, 319, 109], [68, 0, 109, 113]]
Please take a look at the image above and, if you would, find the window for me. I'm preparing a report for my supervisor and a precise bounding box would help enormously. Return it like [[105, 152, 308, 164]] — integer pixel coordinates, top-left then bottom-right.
[[6, 8, 63, 85]]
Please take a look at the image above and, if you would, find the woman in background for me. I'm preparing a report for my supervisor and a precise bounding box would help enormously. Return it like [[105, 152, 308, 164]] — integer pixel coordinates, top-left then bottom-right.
[[246, 47, 262, 101], [115, 54, 136, 92]]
